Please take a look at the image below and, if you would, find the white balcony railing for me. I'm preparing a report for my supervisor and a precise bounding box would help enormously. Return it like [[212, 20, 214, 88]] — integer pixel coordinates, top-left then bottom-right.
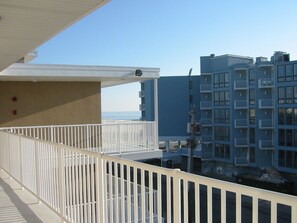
[[234, 100, 248, 109], [259, 119, 274, 129], [259, 139, 275, 150], [0, 122, 158, 155], [200, 101, 212, 110], [234, 138, 248, 147], [258, 99, 274, 109], [200, 84, 211, 92], [234, 81, 248, 90], [258, 78, 274, 88], [234, 119, 248, 128], [1, 130, 297, 222]]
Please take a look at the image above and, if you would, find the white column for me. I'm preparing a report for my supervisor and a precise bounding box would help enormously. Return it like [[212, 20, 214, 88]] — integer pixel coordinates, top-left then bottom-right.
[[154, 78, 159, 148]]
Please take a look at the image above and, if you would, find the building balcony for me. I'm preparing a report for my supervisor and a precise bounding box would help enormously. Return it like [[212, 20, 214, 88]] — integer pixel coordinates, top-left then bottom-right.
[[234, 81, 248, 90], [200, 101, 212, 110], [200, 118, 212, 126], [258, 78, 274, 88], [259, 119, 274, 129], [200, 84, 212, 93], [139, 90, 145, 97], [259, 139, 275, 150], [234, 119, 248, 128], [235, 156, 249, 166], [0, 127, 297, 222], [258, 99, 274, 109], [234, 138, 248, 147], [234, 100, 248, 109]]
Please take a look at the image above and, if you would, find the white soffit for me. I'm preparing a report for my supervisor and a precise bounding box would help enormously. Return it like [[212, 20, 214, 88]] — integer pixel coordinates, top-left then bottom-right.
[[0, 63, 160, 87], [0, 0, 109, 71]]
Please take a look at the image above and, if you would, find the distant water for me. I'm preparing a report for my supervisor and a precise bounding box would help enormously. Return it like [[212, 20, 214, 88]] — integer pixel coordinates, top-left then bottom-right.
[[102, 111, 141, 120]]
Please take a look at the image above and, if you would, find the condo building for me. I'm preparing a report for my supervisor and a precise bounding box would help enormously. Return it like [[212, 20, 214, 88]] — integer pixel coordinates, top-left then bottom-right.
[[200, 51, 297, 180]]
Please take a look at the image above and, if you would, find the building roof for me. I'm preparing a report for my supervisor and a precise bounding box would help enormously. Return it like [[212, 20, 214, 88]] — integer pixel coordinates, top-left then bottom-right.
[[0, 0, 109, 72], [0, 63, 160, 87]]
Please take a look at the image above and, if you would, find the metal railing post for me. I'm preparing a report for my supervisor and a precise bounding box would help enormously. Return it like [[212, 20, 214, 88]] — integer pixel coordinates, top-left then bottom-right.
[[19, 135, 23, 187], [58, 146, 66, 221], [172, 169, 181, 223], [117, 125, 121, 155], [34, 139, 40, 201]]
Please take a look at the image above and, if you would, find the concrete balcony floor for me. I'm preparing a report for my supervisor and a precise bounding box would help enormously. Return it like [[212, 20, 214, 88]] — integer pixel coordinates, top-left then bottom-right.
[[0, 170, 60, 223]]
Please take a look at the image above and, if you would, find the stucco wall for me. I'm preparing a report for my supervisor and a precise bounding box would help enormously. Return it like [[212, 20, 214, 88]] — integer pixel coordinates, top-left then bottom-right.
[[0, 81, 101, 127]]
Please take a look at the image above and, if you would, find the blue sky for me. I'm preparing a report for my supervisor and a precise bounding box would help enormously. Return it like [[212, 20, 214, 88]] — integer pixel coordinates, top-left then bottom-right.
[[33, 0, 297, 111]]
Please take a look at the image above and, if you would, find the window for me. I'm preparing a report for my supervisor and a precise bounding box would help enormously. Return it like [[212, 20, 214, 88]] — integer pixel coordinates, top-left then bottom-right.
[[219, 109, 225, 123], [250, 147, 255, 163], [286, 129, 292, 147], [278, 87, 285, 104], [279, 150, 285, 167], [286, 108, 293, 125], [250, 128, 255, 144], [286, 86, 293, 104], [215, 127, 220, 141], [225, 72, 229, 87], [219, 91, 225, 106], [249, 69, 255, 85], [294, 152, 297, 169], [294, 86, 297, 103], [225, 91, 230, 105], [214, 74, 219, 88], [226, 109, 230, 123], [225, 127, 230, 141], [214, 92, 219, 106], [294, 130, 297, 147], [286, 151, 293, 168], [249, 88, 255, 105], [285, 64, 292, 82], [278, 65, 285, 82], [249, 109, 255, 124], [219, 73, 225, 88], [225, 145, 230, 159], [294, 108, 297, 125], [278, 129, 285, 146], [215, 144, 220, 158], [278, 108, 285, 125], [294, 64, 297, 81], [214, 109, 220, 123]]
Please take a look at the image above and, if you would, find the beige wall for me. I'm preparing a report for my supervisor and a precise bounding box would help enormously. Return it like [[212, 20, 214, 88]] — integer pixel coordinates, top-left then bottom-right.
[[0, 81, 101, 127]]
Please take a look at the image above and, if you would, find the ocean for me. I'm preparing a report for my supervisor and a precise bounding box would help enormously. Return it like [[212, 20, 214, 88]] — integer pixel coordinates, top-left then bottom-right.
[[102, 111, 141, 120]]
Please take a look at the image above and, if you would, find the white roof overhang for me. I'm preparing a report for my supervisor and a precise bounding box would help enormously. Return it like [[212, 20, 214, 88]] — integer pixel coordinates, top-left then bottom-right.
[[0, 0, 109, 72], [0, 63, 160, 87]]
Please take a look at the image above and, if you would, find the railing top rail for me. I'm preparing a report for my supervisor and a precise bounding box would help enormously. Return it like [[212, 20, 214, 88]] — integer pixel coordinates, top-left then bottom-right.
[[0, 121, 156, 130]]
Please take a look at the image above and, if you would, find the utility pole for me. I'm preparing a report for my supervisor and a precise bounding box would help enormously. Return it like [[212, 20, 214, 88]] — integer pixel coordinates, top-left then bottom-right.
[[187, 68, 198, 173]]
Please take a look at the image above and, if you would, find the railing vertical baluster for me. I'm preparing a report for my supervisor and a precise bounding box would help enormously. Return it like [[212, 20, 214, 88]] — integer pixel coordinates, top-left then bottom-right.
[[120, 163, 125, 222], [195, 183, 200, 223], [183, 180, 188, 223], [166, 174, 171, 223], [292, 205, 297, 223], [133, 167, 138, 223], [173, 169, 181, 223], [58, 146, 65, 219], [96, 154, 105, 223], [236, 193, 241, 223], [207, 186, 212, 223], [34, 139, 40, 201], [157, 173, 162, 223], [141, 169, 146, 222], [149, 171, 153, 223], [221, 189, 226, 223], [252, 197, 258, 223], [18, 135, 23, 186], [127, 165, 132, 223], [271, 201, 277, 223]]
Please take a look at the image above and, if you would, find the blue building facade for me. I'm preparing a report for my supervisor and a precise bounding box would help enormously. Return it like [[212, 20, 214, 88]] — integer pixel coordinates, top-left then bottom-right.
[[140, 76, 200, 140], [200, 52, 297, 177]]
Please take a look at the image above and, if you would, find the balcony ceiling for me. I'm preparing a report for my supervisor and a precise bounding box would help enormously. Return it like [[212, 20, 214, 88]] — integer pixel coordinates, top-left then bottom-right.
[[0, 63, 160, 87], [0, 0, 109, 72]]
